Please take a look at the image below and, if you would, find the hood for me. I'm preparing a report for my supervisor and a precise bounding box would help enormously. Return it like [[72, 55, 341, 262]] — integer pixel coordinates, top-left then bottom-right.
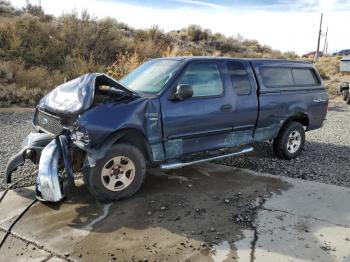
[[39, 73, 138, 115]]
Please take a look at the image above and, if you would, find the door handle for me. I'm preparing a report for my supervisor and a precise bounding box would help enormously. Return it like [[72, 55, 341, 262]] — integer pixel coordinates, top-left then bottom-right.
[[220, 104, 232, 112]]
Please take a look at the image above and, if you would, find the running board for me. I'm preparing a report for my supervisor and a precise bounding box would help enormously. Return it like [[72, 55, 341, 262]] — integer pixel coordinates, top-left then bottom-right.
[[160, 147, 253, 170]]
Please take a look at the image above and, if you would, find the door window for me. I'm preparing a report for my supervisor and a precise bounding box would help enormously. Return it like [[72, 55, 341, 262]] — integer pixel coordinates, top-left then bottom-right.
[[227, 61, 252, 95], [178, 62, 223, 97]]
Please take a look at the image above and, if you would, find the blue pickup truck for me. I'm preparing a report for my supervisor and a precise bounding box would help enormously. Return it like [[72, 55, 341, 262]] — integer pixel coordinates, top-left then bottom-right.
[[5, 57, 328, 202]]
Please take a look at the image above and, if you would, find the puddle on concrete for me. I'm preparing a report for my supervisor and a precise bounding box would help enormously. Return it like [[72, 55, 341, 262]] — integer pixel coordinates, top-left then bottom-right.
[[148, 169, 191, 182], [195, 168, 211, 177], [235, 229, 254, 261], [212, 240, 231, 262], [84, 203, 112, 230]]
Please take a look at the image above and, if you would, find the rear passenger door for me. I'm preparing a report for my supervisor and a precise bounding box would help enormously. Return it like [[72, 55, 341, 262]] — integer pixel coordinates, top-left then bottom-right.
[[225, 60, 259, 147]]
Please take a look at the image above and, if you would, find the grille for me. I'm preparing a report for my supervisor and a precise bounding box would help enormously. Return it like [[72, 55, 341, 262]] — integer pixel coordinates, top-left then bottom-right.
[[34, 110, 64, 136]]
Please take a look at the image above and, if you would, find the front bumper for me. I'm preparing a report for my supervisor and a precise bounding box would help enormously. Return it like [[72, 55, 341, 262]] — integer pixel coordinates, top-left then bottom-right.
[[5, 132, 74, 202]]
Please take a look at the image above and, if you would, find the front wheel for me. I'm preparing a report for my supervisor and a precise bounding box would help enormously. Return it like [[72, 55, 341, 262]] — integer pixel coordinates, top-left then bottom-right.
[[84, 144, 146, 202], [273, 121, 305, 160]]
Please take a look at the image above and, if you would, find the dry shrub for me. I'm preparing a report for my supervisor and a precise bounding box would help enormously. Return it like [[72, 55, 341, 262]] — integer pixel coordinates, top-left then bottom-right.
[[0, 60, 65, 105], [107, 52, 144, 80], [0, 84, 44, 105], [315, 57, 340, 80]]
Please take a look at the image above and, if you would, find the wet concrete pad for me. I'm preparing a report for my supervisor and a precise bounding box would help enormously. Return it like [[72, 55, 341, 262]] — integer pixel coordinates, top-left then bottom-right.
[[6, 164, 289, 261], [0, 234, 51, 261], [254, 210, 350, 262], [263, 177, 350, 227], [0, 186, 36, 230]]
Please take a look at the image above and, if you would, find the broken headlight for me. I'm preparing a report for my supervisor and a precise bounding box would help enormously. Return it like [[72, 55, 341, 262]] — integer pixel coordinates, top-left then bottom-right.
[[71, 128, 90, 148]]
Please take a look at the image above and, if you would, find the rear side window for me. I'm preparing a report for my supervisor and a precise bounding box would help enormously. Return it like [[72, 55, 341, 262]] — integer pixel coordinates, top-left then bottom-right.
[[178, 62, 223, 97], [260, 68, 294, 87], [227, 61, 252, 95], [292, 68, 319, 86]]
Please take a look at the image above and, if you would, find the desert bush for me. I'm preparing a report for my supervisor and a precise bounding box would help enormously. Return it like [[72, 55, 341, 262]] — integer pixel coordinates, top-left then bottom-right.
[[315, 57, 340, 80], [0, 84, 46, 105], [0, 2, 307, 106], [107, 52, 144, 80]]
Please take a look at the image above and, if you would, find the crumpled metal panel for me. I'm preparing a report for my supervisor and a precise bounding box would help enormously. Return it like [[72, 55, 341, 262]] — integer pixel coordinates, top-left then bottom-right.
[[39, 73, 137, 115], [36, 139, 64, 202]]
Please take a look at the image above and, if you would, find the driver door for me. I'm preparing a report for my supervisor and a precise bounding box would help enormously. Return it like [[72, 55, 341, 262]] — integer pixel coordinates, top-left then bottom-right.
[[160, 61, 235, 159]]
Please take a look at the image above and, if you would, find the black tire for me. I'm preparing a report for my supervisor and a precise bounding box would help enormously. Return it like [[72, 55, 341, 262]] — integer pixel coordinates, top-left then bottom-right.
[[343, 89, 349, 101], [84, 143, 146, 203], [273, 121, 305, 160]]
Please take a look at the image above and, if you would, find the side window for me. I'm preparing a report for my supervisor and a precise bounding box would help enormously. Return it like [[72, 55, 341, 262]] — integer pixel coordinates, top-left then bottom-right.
[[292, 68, 319, 86], [227, 61, 252, 95], [260, 68, 294, 87], [178, 62, 223, 97]]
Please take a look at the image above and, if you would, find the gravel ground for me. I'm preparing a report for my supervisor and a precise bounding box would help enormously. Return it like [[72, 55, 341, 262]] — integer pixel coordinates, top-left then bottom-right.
[[0, 99, 349, 190], [0, 108, 37, 190]]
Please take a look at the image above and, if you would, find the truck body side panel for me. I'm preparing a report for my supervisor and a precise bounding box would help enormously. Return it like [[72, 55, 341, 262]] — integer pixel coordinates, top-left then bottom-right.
[[251, 60, 328, 142]]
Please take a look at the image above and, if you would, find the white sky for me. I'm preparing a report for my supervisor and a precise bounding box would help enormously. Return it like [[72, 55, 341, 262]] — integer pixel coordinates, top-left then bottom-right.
[[9, 0, 350, 55]]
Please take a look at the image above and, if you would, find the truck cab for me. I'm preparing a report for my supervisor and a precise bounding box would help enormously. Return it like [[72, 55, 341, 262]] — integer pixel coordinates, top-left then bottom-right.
[[5, 57, 328, 202]]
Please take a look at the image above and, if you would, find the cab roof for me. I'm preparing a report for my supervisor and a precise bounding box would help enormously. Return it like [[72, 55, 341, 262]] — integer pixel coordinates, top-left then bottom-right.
[[155, 56, 312, 65]]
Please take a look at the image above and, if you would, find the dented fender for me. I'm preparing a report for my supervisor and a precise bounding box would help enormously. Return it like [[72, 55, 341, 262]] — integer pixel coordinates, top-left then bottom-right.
[[73, 97, 164, 166]]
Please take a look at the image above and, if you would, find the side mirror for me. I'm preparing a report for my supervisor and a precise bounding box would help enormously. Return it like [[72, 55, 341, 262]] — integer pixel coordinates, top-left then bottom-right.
[[172, 84, 193, 101]]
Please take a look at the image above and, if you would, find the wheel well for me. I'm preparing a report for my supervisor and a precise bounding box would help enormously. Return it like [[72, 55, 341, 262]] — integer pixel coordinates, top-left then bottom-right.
[[284, 113, 309, 128], [115, 129, 152, 162]]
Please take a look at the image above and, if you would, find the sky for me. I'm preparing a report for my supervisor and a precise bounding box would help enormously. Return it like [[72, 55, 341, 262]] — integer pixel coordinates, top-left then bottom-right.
[[10, 0, 350, 55]]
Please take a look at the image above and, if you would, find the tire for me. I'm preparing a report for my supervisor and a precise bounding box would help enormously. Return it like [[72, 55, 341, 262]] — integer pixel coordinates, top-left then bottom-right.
[[347, 92, 350, 105], [342, 89, 349, 101], [273, 121, 305, 160], [84, 143, 146, 203]]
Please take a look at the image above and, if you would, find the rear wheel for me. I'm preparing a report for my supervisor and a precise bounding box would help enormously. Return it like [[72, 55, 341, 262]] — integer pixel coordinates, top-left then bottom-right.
[[273, 121, 305, 160], [342, 89, 349, 101], [84, 144, 146, 202]]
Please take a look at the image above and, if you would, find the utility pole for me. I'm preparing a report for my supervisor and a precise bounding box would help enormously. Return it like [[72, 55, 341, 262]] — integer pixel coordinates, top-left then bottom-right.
[[315, 13, 323, 62], [323, 27, 328, 55]]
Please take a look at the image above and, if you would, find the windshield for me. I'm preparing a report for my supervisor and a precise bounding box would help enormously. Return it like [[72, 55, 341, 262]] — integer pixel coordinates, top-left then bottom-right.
[[120, 59, 184, 93]]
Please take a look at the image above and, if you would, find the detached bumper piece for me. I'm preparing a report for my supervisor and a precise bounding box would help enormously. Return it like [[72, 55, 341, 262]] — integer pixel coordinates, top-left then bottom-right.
[[5, 132, 74, 203], [5, 132, 52, 183], [36, 139, 64, 202]]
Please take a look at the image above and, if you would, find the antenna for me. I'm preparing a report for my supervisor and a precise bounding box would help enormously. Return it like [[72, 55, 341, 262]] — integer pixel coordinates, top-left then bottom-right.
[[315, 13, 323, 62], [322, 27, 328, 55]]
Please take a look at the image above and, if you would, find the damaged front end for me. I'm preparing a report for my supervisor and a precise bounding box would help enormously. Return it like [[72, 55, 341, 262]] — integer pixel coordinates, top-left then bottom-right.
[[5, 73, 139, 202]]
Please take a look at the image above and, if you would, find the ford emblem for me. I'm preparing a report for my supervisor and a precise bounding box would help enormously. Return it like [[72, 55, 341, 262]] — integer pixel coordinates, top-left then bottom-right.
[[41, 117, 48, 125]]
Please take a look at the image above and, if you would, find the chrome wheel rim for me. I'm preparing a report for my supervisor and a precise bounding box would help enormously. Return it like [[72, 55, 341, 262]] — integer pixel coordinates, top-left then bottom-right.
[[287, 130, 301, 154], [101, 156, 135, 192]]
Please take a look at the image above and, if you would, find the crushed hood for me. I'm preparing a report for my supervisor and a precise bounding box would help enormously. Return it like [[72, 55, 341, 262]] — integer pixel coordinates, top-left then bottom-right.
[[39, 73, 138, 115]]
